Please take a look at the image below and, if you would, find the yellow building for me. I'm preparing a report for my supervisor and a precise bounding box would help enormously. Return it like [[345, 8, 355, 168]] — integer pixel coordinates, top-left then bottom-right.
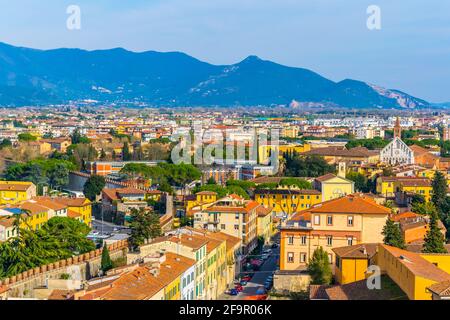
[[377, 245, 450, 300], [186, 191, 218, 215], [204, 237, 227, 300], [19, 201, 49, 231], [376, 176, 433, 201], [254, 189, 321, 218], [140, 234, 209, 300], [256, 206, 273, 244], [333, 243, 378, 284], [280, 194, 390, 271], [0, 181, 36, 205], [53, 197, 92, 226], [184, 227, 242, 289], [313, 165, 355, 202], [165, 277, 181, 300]]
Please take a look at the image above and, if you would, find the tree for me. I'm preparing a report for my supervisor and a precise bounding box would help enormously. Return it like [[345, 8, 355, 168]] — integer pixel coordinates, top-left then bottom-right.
[[83, 175, 106, 201], [307, 247, 332, 285], [382, 219, 405, 249], [206, 177, 217, 185], [0, 139, 12, 149], [122, 142, 132, 161], [346, 172, 370, 193], [18, 133, 37, 142], [100, 244, 113, 273], [48, 163, 69, 190], [100, 148, 107, 160], [129, 208, 162, 250], [422, 209, 447, 254], [279, 178, 312, 189], [158, 181, 173, 194], [432, 171, 448, 216], [382, 167, 394, 177], [71, 129, 90, 144], [38, 217, 95, 255], [284, 153, 335, 177]]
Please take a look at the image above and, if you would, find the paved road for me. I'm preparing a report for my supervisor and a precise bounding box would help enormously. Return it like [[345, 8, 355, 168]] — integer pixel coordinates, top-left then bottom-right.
[[91, 219, 130, 236], [221, 235, 280, 300]]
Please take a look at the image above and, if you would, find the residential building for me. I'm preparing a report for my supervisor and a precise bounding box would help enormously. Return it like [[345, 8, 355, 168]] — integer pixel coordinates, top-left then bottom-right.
[[313, 167, 355, 202], [256, 206, 273, 244], [279, 194, 390, 271], [254, 189, 321, 218], [0, 181, 36, 205], [194, 195, 259, 254]]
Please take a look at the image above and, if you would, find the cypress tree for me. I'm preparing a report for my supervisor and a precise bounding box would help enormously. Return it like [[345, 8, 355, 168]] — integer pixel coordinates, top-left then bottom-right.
[[432, 171, 447, 214], [101, 244, 113, 273], [382, 218, 406, 249], [423, 210, 447, 254]]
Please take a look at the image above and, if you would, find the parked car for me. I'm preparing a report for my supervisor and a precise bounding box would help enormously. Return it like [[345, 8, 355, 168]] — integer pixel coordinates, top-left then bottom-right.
[[235, 284, 243, 292], [241, 275, 252, 282], [261, 254, 270, 260], [264, 282, 273, 290], [263, 249, 272, 255], [271, 243, 278, 249], [256, 286, 266, 295], [228, 288, 239, 296], [240, 280, 248, 286]]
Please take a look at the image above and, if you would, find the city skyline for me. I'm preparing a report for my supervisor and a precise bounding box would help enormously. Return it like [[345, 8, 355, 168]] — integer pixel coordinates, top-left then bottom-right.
[[0, 0, 449, 102]]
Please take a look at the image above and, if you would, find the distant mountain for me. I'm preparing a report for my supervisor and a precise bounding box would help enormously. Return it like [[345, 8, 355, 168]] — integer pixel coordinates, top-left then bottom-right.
[[0, 42, 430, 108]]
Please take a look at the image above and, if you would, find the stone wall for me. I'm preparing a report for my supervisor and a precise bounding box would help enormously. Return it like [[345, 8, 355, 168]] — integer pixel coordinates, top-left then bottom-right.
[[0, 240, 128, 299], [273, 270, 311, 293]]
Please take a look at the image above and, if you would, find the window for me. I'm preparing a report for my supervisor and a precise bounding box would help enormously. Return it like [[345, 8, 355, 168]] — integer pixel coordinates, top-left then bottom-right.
[[234, 224, 239, 230], [314, 215, 320, 225], [287, 252, 294, 263], [294, 236, 304, 246], [300, 253, 307, 263], [347, 216, 354, 227], [327, 215, 333, 226], [328, 253, 333, 264], [347, 237, 353, 246], [288, 236, 294, 245], [335, 257, 341, 268], [326, 236, 333, 246], [221, 224, 226, 230], [235, 214, 239, 219]]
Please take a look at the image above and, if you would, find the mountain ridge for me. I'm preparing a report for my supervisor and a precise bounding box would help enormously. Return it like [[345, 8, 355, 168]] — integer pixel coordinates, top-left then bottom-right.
[[0, 42, 431, 108]]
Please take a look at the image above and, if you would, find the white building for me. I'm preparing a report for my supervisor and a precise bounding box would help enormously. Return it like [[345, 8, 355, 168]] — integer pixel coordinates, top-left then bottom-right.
[[181, 264, 196, 300], [380, 137, 414, 166]]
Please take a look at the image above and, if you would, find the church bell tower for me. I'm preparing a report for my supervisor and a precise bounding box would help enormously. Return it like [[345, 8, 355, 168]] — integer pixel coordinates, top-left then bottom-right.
[[394, 117, 402, 139]]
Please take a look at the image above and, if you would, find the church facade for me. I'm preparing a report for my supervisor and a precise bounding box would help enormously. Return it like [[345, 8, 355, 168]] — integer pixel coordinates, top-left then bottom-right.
[[380, 137, 415, 165], [380, 117, 414, 166]]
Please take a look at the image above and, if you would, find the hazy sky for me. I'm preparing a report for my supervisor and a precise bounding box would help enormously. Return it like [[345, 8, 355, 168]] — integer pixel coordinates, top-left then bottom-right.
[[1, 0, 449, 102]]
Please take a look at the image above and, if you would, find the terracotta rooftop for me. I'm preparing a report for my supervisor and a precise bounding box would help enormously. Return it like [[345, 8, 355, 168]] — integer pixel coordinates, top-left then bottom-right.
[[290, 194, 391, 220], [0, 182, 34, 192], [100, 252, 195, 300], [427, 280, 450, 297], [332, 243, 378, 259], [381, 244, 450, 283]]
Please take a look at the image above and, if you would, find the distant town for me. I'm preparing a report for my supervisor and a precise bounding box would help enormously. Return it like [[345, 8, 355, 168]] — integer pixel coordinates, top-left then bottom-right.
[[0, 105, 449, 301]]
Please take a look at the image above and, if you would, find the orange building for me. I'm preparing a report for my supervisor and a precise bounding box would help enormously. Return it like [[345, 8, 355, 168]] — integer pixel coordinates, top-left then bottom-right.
[[279, 194, 390, 271]]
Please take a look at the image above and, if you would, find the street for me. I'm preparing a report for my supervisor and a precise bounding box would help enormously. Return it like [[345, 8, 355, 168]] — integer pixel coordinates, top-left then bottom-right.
[[220, 234, 280, 300]]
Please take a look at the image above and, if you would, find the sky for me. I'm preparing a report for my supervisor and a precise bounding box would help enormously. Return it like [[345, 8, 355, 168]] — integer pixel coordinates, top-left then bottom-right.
[[0, 0, 449, 102]]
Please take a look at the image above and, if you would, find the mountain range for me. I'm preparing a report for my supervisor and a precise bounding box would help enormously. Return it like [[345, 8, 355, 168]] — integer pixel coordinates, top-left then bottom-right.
[[0, 42, 431, 108]]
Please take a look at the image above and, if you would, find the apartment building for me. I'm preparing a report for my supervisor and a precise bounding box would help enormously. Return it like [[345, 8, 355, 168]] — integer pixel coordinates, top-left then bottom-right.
[[279, 194, 390, 271], [194, 195, 259, 254], [0, 181, 36, 205]]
